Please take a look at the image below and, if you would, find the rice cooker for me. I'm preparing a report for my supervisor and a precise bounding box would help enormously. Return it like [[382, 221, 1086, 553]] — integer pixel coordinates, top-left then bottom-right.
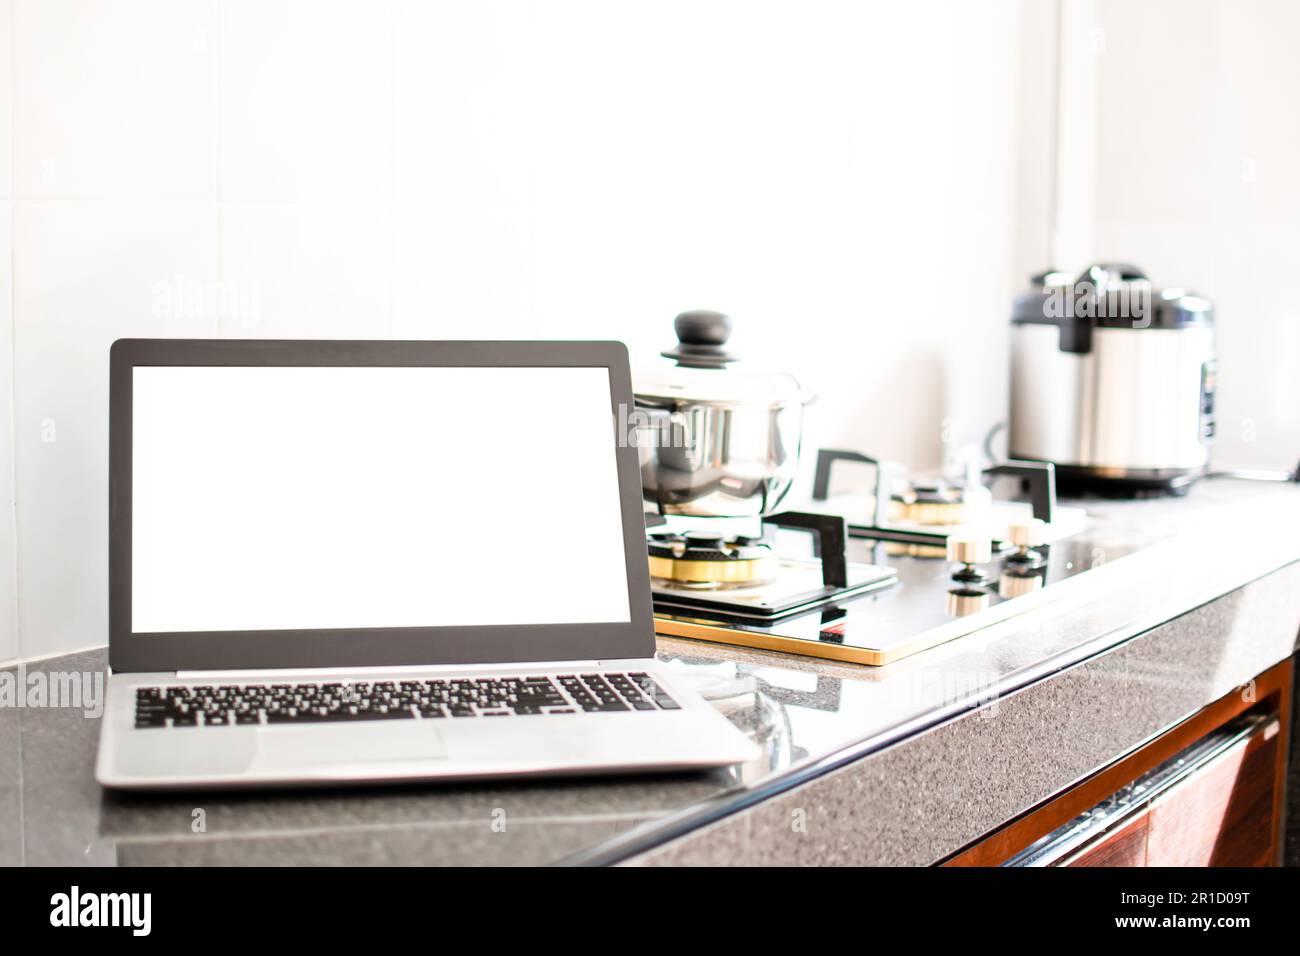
[[1008, 263, 1216, 495]]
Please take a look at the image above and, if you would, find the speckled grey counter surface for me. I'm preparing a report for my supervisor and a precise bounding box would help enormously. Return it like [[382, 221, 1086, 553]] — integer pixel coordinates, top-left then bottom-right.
[[3, 479, 1300, 866]]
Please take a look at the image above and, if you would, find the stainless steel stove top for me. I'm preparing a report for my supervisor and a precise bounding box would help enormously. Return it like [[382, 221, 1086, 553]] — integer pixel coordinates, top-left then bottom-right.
[[650, 518, 1166, 665]]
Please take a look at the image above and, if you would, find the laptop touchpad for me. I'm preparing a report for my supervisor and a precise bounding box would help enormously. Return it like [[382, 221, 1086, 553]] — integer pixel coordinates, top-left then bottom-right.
[[254, 724, 447, 767]]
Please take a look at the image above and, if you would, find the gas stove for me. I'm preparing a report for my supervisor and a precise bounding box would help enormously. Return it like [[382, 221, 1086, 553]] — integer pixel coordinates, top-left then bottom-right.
[[649, 512, 897, 620], [805, 449, 1089, 547], [646, 508, 1158, 666]]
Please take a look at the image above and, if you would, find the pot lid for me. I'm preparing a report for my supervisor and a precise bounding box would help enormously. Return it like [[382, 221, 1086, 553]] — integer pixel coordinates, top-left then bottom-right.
[[633, 310, 811, 407]]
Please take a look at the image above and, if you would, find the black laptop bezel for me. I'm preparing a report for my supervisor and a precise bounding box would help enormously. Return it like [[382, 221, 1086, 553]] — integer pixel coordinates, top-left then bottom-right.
[[109, 338, 656, 673]]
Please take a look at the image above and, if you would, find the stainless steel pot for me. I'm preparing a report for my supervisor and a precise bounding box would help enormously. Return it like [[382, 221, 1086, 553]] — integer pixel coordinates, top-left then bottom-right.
[[634, 310, 814, 518]]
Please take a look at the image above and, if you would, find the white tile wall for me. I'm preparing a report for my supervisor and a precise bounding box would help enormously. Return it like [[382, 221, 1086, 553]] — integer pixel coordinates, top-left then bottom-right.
[[12, 202, 219, 659], [0, 0, 11, 201], [215, 1, 399, 343], [13, 0, 218, 201], [0, 0, 15, 662], [389, 0, 1023, 477], [0, 200, 15, 664], [219, 0, 396, 202], [220, 200, 394, 338], [0, 0, 1041, 661], [1080, 0, 1300, 471]]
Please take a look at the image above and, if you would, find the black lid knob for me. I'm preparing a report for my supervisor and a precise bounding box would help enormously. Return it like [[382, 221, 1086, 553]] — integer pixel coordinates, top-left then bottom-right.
[[661, 310, 740, 367], [675, 310, 732, 345]]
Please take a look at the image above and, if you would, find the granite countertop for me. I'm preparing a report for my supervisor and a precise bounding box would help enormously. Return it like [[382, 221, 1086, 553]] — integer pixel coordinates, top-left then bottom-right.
[[3, 478, 1300, 866]]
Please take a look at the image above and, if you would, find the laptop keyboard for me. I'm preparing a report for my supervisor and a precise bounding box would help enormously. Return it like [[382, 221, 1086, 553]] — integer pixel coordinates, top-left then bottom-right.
[[133, 672, 682, 729]]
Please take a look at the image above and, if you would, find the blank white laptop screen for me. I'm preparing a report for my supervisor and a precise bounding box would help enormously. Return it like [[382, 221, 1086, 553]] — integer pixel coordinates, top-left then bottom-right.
[[131, 365, 631, 633]]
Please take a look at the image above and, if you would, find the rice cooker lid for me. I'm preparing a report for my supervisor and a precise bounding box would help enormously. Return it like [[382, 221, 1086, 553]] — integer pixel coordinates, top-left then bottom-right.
[[1012, 263, 1214, 331]]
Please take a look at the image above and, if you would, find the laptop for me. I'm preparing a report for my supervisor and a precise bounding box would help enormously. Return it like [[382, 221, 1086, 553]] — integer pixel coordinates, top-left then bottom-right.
[[96, 339, 758, 789]]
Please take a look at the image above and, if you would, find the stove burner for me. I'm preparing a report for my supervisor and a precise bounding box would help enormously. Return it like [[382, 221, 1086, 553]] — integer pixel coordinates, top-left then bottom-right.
[[891, 478, 981, 526], [647, 531, 778, 589]]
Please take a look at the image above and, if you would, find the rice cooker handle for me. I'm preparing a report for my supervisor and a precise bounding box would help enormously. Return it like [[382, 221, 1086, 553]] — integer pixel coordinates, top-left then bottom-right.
[[1078, 262, 1148, 286]]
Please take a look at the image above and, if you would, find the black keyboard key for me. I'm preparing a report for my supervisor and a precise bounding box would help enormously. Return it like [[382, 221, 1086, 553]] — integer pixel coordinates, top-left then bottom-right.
[[133, 672, 675, 727], [628, 674, 680, 709]]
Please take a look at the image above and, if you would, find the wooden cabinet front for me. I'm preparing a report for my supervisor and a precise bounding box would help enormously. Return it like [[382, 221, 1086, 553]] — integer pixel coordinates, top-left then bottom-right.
[[1144, 718, 1280, 866], [944, 658, 1292, 867]]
